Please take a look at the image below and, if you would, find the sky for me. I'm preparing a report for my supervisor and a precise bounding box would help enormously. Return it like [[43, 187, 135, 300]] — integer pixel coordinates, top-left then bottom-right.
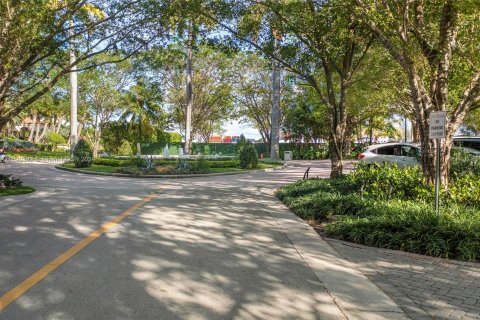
[[223, 120, 262, 140]]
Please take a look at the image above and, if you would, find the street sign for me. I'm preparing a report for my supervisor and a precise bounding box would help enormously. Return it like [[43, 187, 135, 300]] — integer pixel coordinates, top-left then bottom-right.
[[429, 111, 446, 139]]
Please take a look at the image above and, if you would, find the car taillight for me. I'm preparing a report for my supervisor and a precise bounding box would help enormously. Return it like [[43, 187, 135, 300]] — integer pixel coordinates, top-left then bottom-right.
[[358, 154, 365, 159]]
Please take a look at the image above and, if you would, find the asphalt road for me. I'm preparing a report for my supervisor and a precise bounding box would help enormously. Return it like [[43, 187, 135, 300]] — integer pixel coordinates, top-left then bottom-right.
[[0, 161, 408, 320]]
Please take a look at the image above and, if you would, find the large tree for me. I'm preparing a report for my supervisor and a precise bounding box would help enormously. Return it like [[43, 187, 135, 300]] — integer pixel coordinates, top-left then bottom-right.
[[207, 0, 373, 176], [353, 0, 480, 185], [0, 0, 172, 132], [148, 44, 235, 145]]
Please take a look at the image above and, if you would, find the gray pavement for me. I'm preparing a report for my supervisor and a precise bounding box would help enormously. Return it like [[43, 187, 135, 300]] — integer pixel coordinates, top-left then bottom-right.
[[0, 160, 425, 319]]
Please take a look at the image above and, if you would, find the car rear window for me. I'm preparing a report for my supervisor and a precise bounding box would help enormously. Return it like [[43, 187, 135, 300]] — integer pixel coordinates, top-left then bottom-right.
[[454, 140, 480, 151], [376, 146, 396, 155]]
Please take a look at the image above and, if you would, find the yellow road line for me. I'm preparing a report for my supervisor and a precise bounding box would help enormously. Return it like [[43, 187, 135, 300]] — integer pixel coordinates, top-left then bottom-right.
[[0, 193, 159, 311]]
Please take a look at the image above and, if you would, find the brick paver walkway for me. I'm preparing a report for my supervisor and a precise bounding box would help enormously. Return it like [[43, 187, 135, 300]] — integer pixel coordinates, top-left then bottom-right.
[[326, 239, 480, 320]]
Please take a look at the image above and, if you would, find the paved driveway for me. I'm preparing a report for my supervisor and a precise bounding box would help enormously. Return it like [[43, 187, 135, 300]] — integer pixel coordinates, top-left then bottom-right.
[[1, 160, 406, 320]]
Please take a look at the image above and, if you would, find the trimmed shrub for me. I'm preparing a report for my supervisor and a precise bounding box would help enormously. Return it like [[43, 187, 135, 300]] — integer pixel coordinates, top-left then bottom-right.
[[239, 142, 258, 169], [235, 134, 247, 155], [118, 140, 133, 156], [193, 157, 210, 174], [73, 139, 93, 168], [46, 132, 66, 146]]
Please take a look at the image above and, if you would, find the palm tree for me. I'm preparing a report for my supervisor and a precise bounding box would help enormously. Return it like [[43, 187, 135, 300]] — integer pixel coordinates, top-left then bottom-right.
[[120, 80, 163, 154]]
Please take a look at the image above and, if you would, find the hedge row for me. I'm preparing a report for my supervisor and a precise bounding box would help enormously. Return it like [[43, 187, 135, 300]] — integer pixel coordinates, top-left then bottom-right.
[[94, 157, 240, 168]]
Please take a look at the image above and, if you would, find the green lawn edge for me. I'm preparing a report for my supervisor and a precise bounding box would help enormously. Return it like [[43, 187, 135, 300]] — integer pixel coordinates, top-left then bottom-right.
[[0, 186, 36, 197]]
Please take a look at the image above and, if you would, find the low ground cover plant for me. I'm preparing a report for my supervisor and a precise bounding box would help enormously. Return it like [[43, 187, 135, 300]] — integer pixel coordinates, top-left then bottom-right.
[[276, 162, 480, 261]]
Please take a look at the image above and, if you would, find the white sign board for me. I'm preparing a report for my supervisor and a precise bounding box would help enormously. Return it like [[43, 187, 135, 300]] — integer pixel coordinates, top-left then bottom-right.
[[429, 111, 446, 139]]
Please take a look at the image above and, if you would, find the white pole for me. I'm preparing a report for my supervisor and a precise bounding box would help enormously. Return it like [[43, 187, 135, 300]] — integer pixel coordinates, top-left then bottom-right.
[[69, 18, 78, 152]]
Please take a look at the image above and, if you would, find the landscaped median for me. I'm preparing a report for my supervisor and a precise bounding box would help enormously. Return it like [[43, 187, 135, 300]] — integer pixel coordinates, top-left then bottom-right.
[[57, 157, 285, 177], [0, 174, 35, 197], [276, 159, 480, 262]]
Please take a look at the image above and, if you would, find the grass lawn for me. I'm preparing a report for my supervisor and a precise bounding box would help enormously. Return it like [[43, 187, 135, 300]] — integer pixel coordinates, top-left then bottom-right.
[[62, 161, 281, 175], [10, 151, 69, 159], [0, 186, 36, 197]]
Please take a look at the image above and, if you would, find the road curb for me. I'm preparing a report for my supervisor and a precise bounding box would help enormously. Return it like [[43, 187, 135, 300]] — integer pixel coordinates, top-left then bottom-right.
[[55, 163, 287, 179], [0, 187, 58, 209]]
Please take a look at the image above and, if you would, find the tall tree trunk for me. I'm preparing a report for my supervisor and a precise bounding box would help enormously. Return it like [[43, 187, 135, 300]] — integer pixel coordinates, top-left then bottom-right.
[[184, 20, 194, 155], [77, 122, 83, 140], [34, 119, 42, 143], [270, 35, 282, 160], [28, 113, 37, 142], [56, 116, 63, 133], [69, 18, 78, 152], [37, 121, 49, 143]]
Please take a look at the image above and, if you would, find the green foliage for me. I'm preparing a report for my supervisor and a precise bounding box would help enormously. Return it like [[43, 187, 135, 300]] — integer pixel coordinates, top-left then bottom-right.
[[192, 157, 210, 174], [239, 142, 258, 169], [235, 134, 247, 155], [46, 132, 66, 146], [175, 158, 194, 174], [351, 162, 429, 201], [157, 131, 183, 143], [325, 201, 480, 261], [446, 174, 480, 207], [277, 164, 480, 261], [0, 174, 23, 188], [94, 158, 134, 167], [277, 177, 480, 261], [73, 139, 93, 168], [450, 148, 480, 178], [118, 140, 133, 156]]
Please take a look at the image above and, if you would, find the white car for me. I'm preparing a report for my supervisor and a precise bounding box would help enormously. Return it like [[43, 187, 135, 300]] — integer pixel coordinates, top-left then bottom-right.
[[358, 143, 420, 167]]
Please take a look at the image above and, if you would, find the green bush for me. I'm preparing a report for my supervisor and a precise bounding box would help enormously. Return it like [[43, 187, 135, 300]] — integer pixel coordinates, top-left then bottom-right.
[[118, 140, 133, 156], [46, 132, 66, 146], [239, 142, 258, 169], [351, 162, 429, 201], [0, 174, 23, 188], [193, 157, 210, 174], [73, 139, 93, 168], [450, 148, 480, 178], [175, 158, 193, 173], [235, 134, 247, 155], [276, 168, 480, 261], [94, 158, 134, 167], [446, 174, 480, 207], [325, 201, 480, 261]]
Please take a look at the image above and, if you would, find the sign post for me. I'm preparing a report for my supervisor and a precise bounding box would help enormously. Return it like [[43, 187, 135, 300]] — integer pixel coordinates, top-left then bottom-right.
[[429, 111, 446, 215]]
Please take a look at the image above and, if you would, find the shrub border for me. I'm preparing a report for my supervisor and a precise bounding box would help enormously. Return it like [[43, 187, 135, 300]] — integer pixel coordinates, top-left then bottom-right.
[[55, 163, 286, 178]]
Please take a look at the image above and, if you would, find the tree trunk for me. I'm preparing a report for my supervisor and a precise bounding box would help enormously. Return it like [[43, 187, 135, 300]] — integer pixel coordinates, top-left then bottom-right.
[[184, 20, 194, 155], [56, 117, 63, 133], [77, 122, 83, 140], [28, 113, 37, 142], [270, 36, 282, 160], [34, 119, 42, 143], [329, 132, 344, 178], [37, 121, 49, 143], [69, 18, 78, 152]]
